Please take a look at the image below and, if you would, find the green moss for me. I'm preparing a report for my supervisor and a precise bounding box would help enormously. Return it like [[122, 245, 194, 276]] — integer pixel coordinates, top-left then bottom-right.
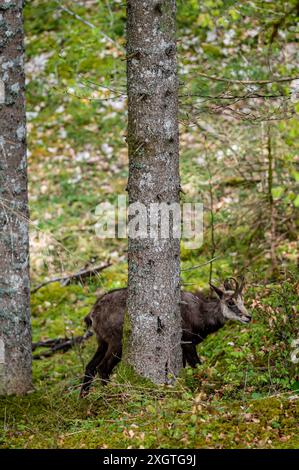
[[1, 378, 298, 448]]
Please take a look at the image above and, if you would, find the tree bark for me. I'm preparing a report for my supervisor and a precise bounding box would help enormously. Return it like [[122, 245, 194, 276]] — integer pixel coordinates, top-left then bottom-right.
[[0, 0, 32, 395], [126, 0, 182, 383]]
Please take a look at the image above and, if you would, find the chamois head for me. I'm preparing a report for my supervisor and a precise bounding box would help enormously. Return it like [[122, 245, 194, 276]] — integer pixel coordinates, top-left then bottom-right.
[[210, 276, 251, 324]]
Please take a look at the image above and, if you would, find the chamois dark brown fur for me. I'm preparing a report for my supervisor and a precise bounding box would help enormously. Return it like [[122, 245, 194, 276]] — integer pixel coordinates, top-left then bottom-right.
[[80, 278, 251, 397]]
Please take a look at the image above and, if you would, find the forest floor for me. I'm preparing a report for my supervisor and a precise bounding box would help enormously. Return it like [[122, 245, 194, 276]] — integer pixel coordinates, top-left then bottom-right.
[[0, 280, 298, 449], [1, 388, 299, 449], [0, 1, 298, 449]]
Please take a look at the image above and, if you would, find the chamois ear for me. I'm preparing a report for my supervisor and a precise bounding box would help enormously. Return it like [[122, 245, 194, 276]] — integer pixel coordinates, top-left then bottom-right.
[[209, 283, 224, 299]]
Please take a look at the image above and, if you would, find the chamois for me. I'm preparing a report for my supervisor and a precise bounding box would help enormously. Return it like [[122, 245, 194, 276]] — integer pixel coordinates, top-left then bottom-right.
[[80, 277, 251, 397]]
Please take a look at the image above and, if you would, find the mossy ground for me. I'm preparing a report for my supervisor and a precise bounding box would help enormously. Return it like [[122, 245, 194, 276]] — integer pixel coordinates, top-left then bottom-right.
[[1, 388, 299, 449], [0, 347, 298, 448], [1, 279, 298, 449]]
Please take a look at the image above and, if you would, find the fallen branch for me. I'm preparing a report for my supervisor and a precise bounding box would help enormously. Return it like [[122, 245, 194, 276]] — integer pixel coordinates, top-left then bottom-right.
[[32, 330, 94, 360], [31, 261, 112, 294]]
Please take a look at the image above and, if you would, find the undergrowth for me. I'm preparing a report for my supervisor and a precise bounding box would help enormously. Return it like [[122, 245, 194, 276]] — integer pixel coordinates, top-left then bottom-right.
[[1, 272, 298, 449]]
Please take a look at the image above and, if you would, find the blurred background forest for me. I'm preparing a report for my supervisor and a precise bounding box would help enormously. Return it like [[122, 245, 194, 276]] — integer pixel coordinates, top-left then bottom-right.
[[1, 0, 299, 449]]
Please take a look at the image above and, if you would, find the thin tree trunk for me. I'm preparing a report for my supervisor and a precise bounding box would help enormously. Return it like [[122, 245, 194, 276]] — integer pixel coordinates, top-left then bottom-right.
[[126, 0, 182, 383], [205, 140, 216, 284], [266, 124, 278, 276], [0, 1, 32, 395]]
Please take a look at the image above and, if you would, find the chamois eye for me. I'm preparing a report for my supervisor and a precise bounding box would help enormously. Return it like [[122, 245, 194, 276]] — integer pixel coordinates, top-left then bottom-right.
[[227, 300, 235, 307]]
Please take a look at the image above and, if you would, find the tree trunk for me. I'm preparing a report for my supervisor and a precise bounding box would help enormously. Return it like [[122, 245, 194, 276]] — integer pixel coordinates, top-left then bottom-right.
[[126, 0, 182, 383], [266, 124, 278, 277], [0, 0, 32, 395]]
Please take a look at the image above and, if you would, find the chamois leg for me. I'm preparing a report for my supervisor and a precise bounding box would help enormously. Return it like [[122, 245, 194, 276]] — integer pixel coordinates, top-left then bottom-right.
[[182, 351, 187, 368], [80, 341, 108, 397], [182, 343, 201, 368], [98, 343, 122, 385]]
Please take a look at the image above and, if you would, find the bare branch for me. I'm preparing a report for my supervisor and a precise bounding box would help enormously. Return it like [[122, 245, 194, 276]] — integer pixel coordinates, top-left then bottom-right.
[[196, 72, 299, 85], [31, 261, 112, 294], [181, 256, 221, 272]]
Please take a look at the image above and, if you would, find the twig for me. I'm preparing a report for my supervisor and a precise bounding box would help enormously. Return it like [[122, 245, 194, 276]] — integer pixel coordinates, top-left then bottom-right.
[[179, 92, 287, 100], [197, 72, 299, 85], [31, 261, 112, 294], [181, 256, 221, 272], [104, 0, 114, 27]]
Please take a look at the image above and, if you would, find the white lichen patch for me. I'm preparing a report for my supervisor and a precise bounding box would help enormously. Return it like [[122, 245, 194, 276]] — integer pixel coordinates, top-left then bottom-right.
[[8, 273, 24, 291], [0, 338, 4, 364], [0, 79, 5, 104], [164, 119, 174, 139], [18, 154, 27, 170], [156, 153, 168, 162], [1, 60, 14, 71], [16, 125, 26, 141], [11, 82, 20, 93], [131, 59, 140, 68], [139, 172, 154, 190]]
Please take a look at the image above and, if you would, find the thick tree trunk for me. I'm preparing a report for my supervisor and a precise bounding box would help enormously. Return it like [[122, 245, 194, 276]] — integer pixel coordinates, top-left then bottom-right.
[[0, 0, 32, 395], [126, 0, 182, 383]]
